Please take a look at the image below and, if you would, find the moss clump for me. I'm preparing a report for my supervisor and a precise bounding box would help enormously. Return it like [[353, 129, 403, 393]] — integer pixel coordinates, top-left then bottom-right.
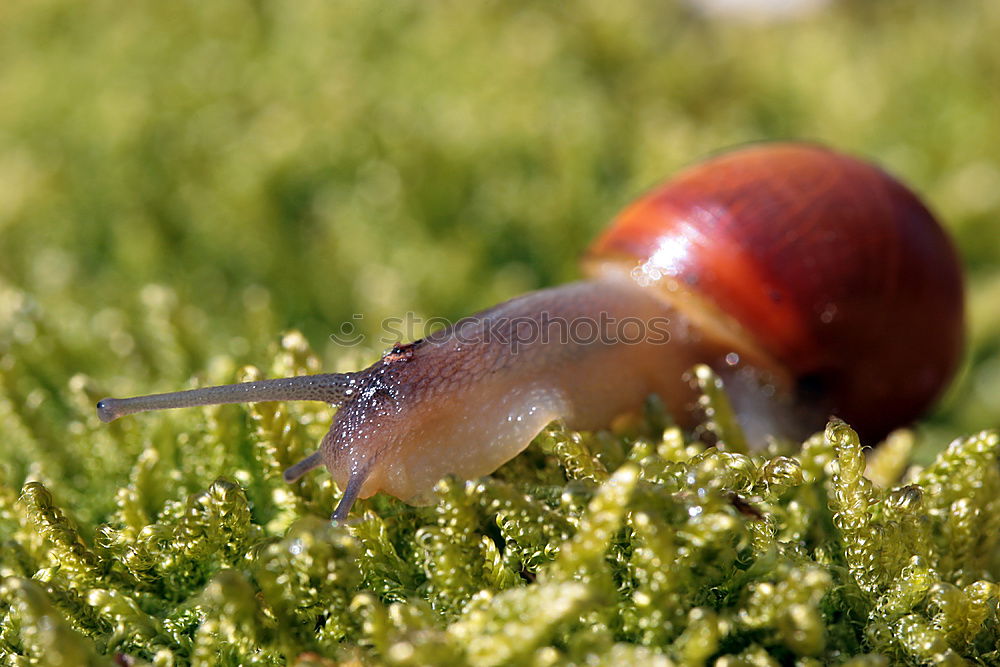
[[2, 1, 1000, 664], [1, 335, 999, 665]]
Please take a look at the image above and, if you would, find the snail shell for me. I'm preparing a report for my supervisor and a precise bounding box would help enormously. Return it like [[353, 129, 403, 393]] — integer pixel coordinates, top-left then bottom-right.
[[586, 143, 964, 443]]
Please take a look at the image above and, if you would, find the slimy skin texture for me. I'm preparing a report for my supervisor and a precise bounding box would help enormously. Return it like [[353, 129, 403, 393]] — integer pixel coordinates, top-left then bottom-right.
[[287, 277, 790, 520], [95, 277, 800, 522]]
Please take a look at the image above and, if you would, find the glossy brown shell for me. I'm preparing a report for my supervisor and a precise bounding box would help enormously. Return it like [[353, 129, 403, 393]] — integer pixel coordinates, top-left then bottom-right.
[[586, 143, 965, 442]]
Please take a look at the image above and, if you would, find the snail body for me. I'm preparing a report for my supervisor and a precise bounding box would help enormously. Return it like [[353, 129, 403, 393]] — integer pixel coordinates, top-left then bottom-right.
[[97, 143, 965, 521]]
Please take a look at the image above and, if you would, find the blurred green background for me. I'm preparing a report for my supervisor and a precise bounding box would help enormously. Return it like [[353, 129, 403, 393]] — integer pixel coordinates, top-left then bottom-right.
[[1, 0, 998, 506]]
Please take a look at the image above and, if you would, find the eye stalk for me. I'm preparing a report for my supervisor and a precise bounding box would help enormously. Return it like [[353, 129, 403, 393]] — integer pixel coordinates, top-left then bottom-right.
[[96, 373, 358, 423]]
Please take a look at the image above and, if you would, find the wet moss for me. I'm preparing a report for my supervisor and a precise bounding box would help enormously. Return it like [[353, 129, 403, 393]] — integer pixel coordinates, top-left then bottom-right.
[[2, 1, 1000, 664], [2, 333, 999, 664]]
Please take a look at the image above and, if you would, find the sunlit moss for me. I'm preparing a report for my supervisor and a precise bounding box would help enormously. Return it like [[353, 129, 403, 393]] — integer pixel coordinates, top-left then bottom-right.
[[4, 320, 1000, 665], [3, 359, 1000, 663], [2, 0, 1000, 664], [689, 364, 749, 454], [0, 578, 105, 667]]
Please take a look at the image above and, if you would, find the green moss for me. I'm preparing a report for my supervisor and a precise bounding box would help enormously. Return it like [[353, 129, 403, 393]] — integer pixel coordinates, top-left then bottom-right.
[[2, 0, 1000, 664], [2, 331, 999, 664]]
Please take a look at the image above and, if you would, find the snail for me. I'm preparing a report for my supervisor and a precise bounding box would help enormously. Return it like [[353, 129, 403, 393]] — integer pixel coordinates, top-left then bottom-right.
[[96, 143, 965, 522]]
